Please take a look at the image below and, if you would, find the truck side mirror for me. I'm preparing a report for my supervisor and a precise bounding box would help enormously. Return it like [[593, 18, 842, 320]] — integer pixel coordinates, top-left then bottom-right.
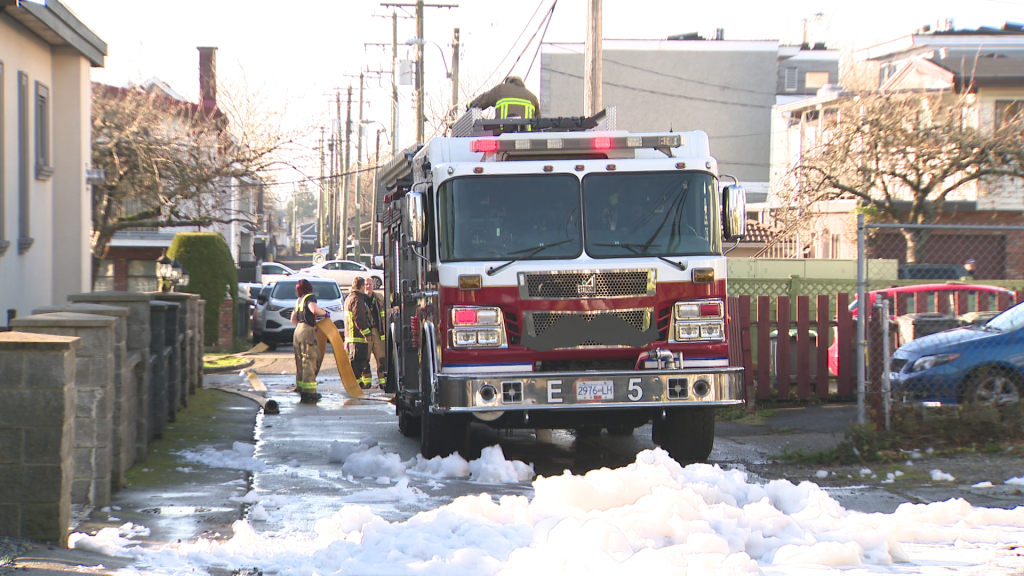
[[722, 184, 747, 241], [405, 191, 428, 248]]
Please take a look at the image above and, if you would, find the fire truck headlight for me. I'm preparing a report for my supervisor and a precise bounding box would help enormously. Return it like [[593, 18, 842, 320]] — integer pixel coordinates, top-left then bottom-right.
[[674, 302, 700, 319], [477, 329, 501, 345], [676, 323, 701, 340], [700, 322, 724, 340], [475, 309, 500, 325], [454, 330, 478, 346]]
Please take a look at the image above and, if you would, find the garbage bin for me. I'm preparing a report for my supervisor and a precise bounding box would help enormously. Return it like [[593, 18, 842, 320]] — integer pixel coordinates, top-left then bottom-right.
[[770, 328, 818, 384], [895, 313, 959, 343], [959, 310, 1001, 327]]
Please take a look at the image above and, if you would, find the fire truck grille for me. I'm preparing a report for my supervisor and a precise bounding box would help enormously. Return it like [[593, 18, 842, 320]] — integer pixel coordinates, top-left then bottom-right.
[[527, 309, 651, 346], [519, 270, 655, 300]]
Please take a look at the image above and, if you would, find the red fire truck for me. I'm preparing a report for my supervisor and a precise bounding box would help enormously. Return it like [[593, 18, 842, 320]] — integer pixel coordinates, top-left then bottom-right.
[[378, 114, 747, 461]]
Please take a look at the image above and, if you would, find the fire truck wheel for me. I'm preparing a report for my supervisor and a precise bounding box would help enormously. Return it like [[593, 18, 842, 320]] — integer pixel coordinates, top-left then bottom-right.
[[421, 410, 469, 459], [651, 407, 716, 464]]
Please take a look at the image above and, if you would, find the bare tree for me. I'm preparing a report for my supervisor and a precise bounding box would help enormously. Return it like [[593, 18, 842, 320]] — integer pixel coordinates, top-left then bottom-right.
[[90, 82, 307, 281], [784, 90, 1024, 261]]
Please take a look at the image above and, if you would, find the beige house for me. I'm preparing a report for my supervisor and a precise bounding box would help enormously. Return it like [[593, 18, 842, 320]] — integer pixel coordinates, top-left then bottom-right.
[[767, 24, 1024, 269], [0, 0, 105, 326]]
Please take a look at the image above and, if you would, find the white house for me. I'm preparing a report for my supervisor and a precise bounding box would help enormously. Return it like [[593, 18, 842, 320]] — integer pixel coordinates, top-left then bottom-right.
[[0, 0, 105, 326]]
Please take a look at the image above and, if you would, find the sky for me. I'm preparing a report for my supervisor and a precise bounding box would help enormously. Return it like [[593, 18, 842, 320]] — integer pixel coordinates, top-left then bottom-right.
[[68, 438, 1024, 575], [61, 0, 1024, 191]]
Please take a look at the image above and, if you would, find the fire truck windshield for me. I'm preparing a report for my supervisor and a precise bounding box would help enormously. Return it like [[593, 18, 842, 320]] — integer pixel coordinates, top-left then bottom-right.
[[437, 171, 720, 262], [438, 174, 582, 262], [583, 172, 721, 258]]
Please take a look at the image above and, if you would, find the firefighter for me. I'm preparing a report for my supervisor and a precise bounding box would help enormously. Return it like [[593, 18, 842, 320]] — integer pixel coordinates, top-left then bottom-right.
[[289, 279, 326, 403], [468, 76, 539, 121], [345, 277, 374, 389], [962, 258, 977, 281], [363, 278, 387, 388]]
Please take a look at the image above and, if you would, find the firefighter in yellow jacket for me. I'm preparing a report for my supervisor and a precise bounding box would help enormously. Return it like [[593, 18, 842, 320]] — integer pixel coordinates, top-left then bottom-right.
[[345, 277, 374, 389], [468, 76, 539, 121], [290, 279, 326, 403]]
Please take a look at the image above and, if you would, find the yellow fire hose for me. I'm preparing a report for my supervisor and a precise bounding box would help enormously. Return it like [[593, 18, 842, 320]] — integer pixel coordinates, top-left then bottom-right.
[[316, 317, 365, 398]]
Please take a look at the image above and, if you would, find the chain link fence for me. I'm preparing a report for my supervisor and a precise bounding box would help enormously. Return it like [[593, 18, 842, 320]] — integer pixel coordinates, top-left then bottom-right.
[[856, 216, 1024, 428]]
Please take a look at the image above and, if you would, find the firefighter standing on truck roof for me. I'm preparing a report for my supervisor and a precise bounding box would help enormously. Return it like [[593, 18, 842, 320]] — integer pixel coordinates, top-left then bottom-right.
[[468, 76, 539, 121], [363, 278, 387, 389], [345, 277, 374, 389], [290, 279, 326, 404]]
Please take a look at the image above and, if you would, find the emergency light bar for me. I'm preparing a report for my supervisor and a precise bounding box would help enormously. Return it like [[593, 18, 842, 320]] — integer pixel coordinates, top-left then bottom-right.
[[469, 134, 682, 154]]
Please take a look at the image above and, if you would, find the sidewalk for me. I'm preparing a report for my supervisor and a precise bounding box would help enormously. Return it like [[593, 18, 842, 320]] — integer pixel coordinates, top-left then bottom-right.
[[14, 386, 262, 576]]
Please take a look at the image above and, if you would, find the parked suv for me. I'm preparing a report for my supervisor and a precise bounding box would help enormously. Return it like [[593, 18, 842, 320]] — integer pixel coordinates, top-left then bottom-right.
[[253, 276, 345, 350]]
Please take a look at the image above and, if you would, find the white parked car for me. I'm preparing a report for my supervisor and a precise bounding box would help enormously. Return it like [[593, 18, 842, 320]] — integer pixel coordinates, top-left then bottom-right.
[[299, 260, 383, 289], [259, 261, 298, 285], [252, 275, 346, 350]]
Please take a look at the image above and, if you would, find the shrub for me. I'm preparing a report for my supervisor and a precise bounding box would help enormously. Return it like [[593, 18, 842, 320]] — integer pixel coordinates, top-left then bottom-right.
[[168, 233, 237, 346]]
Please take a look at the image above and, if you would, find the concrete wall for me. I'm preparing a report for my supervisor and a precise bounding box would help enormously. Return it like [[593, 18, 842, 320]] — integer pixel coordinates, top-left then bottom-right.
[[0, 331, 79, 545], [11, 312, 117, 508]]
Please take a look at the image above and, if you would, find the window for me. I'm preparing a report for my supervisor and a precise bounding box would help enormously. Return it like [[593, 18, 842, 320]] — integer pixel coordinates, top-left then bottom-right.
[[995, 100, 1023, 129], [127, 259, 158, 292], [831, 234, 841, 259], [805, 71, 829, 90], [784, 68, 798, 91], [34, 82, 52, 180], [94, 259, 116, 291], [0, 61, 6, 256]]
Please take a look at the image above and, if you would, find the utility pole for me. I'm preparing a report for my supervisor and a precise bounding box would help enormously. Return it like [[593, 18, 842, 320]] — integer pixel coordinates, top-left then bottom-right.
[[584, 0, 603, 116], [341, 85, 353, 259], [354, 72, 365, 262], [381, 1, 457, 144], [318, 127, 325, 250], [392, 11, 400, 155], [333, 91, 343, 255], [451, 27, 460, 109], [372, 128, 383, 256]]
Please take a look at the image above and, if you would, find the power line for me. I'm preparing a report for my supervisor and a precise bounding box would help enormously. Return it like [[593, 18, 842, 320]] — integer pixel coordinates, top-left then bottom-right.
[[470, 0, 553, 97], [546, 68, 773, 109], [545, 42, 780, 97]]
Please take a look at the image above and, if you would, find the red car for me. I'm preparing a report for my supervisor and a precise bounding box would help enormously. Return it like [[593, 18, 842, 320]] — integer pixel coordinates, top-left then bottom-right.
[[827, 283, 1016, 376]]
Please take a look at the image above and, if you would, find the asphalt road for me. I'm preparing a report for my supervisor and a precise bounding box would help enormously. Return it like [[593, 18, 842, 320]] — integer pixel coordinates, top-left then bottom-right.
[[15, 345, 1024, 575]]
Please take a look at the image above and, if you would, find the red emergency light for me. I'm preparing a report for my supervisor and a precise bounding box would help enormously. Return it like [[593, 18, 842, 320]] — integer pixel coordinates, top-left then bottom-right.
[[593, 137, 612, 150], [470, 140, 500, 153]]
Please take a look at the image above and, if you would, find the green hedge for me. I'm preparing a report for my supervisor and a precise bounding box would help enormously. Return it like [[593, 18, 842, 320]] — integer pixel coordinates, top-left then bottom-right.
[[168, 232, 237, 346]]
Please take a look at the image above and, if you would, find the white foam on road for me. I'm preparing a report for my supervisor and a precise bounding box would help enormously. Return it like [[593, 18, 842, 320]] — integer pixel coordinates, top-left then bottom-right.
[[68, 449, 1024, 575]]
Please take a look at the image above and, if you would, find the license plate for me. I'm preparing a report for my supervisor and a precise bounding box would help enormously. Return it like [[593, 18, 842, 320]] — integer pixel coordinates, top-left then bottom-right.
[[577, 380, 614, 401]]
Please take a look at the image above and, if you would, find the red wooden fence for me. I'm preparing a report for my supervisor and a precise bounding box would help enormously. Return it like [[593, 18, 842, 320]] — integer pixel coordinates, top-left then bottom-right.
[[728, 288, 1020, 401]]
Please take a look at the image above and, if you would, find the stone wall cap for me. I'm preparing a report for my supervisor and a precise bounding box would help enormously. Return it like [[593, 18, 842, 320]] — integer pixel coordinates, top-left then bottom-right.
[[70, 291, 154, 303], [11, 312, 118, 328], [151, 300, 181, 309], [149, 301, 171, 310], [33, 303, 130, 317], [149, 291, 199, 302], [0, 331, 80, 350]]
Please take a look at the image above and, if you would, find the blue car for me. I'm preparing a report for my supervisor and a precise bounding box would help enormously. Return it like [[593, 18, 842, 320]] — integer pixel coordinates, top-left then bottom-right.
[[891, 302, 1024, 406]]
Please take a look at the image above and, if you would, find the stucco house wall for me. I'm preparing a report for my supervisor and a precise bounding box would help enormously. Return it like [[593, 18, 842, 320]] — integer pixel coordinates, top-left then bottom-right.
[[0, 0, 105, 325]]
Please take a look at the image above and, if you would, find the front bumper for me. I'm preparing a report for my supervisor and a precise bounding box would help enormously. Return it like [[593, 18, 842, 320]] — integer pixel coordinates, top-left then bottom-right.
[[432, 368, 744, 413]]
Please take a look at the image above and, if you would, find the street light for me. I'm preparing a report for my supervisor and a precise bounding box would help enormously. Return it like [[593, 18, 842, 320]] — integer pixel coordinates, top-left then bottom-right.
[[156, 252, 190, 292], [405, 38, 450, 77]]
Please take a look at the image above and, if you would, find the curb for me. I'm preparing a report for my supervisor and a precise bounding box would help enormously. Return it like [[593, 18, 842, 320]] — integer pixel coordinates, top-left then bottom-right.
[[203, 358, 255, 374]]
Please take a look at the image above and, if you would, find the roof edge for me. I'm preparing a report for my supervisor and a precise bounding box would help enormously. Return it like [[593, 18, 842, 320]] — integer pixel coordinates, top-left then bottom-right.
[[1, 0, 107, 67]]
